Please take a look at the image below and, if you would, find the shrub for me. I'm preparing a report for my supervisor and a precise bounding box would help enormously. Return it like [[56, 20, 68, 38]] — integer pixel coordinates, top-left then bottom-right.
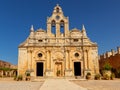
[[104, 74, 110, 80], [17, 75, 23, 81], [14, 75, 17, 80], [0, 67, 11, 71], [86, 72, 91, 75], [86, 72, 91, 80], [94, 74, 101, 80], [26, 73, 30, 76], [103, 63, 112, 71], [110, 73, 115, 80]]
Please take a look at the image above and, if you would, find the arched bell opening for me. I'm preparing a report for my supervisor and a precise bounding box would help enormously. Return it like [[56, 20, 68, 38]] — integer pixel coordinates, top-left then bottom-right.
[[60, 20, 64, 34], [51, 20, 56, 34]]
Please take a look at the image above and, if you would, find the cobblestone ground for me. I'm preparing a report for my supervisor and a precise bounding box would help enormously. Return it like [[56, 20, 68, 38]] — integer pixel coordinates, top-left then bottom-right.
[[0, 81, 44, 90], [71, 79, 120, 90]]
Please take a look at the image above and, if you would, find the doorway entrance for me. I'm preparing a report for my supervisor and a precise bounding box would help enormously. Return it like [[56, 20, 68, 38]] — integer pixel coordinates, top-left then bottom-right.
[[36, 62, 43, 76], [55, 62, 62, 77], [74, 62, 81, 76]]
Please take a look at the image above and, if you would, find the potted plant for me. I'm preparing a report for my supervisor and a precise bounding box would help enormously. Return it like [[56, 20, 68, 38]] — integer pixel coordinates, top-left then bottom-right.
[[110, 73, 115, 80], [16, 75, 23, 81], [14, 75, 17, 80], [86, 72, 91, 80], [26, 72, 31, 81], [102, 62, 112, 80], [104, 74, 110, 80], [94, 74, 101, 80]]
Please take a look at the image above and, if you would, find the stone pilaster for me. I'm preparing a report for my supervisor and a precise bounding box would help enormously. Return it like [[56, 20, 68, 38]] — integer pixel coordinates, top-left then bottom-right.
[[47, 23, 51, 36], [65, 50, 69, 70], [46, 50, 51, 70], [86, 50, 89, 69], [64, 22, 69, 37], [56, 23, 60, 37]]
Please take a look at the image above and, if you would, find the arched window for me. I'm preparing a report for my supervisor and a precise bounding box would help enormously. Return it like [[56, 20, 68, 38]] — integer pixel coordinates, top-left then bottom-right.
[[51, 20, 56, 27], [60, 20, 64, 34], [60, 20, 64, 27], [56, 8, 59, 13], [51, 20, 56, 34]]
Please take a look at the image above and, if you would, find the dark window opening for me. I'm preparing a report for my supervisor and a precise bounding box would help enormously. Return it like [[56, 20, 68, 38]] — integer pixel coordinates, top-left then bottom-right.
[[60, 20, 64, 34], [56, 15, 60, 20], [51, 20, 56, 34], [74, 62, 81, 76], [74, 39, 79, 42], [56, 8, 59, 13], [74, 53, 79, 57], [60, 20, 64, 27], [36, 62, 43, 76], [38, 53, 43, 57], [51, 20, 56, 27], [38, 39, 43, 42]]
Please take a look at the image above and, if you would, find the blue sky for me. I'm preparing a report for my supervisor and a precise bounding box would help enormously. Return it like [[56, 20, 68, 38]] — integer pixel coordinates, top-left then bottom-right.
[[0, 0, 120, 65]]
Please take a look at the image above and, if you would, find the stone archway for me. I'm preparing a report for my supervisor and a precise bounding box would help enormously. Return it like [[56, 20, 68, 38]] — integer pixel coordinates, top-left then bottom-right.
[[36, 62, 44, 76], [52, 51, 64, 77], [55, 62, 63, 77], [74, 62, 81, 76]]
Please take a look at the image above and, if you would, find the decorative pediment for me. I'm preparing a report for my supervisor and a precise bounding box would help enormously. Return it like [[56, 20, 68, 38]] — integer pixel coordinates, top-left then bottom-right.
[[70, 28, 81, 32]]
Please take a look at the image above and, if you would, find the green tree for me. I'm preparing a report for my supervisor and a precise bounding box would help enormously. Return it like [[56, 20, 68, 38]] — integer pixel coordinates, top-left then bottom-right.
[[103, 62, 112, 70]]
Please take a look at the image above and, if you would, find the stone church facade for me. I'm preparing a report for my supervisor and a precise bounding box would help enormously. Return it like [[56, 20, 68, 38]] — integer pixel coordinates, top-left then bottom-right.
[[18, 5, 99, 78]]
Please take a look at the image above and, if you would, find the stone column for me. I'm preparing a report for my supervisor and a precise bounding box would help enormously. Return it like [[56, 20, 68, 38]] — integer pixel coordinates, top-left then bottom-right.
[[51, 51, 53, 71], [81, 61, 84, 77], [83, 49, 87, 70], [64, 22, 69, 37], [27, 50, 33, 71], [65, 50, 69, 70], [49, 51, 51, 70], [46, 51, 49, 70], [47, 23, 51, 36], [68, 50, 70, 69], [27, 50, 31, 70], [86, 50, 89, 69], [56, 23, 60, 37], [47, 50, 51, 70]]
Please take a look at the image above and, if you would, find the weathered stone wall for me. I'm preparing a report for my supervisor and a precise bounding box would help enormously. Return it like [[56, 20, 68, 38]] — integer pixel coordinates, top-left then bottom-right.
[[18, 4, 99, 78]]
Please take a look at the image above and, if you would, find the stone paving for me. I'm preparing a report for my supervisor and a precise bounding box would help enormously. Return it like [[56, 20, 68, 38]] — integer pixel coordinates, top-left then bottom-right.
[[71, 79, 120, 90], [40, 79, 87, 90], [0, 81, 44, 90], [0, 78, 120, 90]]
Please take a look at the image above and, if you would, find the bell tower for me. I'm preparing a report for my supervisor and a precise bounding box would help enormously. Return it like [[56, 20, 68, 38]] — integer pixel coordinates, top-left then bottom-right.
[[47, 4, 69, 37]]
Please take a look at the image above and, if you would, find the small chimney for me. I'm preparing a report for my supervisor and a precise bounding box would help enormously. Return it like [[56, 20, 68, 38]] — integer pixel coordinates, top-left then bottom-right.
[[108, 51, 112, 57], [111, 49, 115, 56], [104, 53, 106, 58], [117, 47, 120, 54], [106, 51, 110, 58]]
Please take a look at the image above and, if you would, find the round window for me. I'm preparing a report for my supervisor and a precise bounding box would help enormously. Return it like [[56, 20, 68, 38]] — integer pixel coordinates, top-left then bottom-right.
[[56, 15, 60, 20], [74, 53, 79, 57], [38, 53, 43, 57]]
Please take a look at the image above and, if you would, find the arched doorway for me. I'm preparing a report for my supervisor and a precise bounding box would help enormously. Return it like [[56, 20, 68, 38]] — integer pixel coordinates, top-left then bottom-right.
[[55, 62, 63, 77], [74, 62, 81, 76], [36, 62, 44, 76]]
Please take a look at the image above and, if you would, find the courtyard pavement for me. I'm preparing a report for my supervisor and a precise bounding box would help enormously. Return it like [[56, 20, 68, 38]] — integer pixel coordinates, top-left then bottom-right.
[[0, 78, 120, 90], [0, 81, 44, 90], [40, 79, 87, 90], [71, 79, 120, 90]]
